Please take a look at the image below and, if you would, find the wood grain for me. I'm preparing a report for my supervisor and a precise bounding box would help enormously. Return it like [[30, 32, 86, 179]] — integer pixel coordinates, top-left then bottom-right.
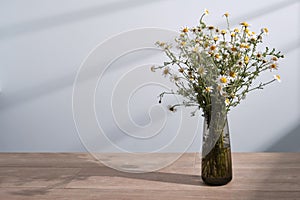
[[0, 153, 299, 200]]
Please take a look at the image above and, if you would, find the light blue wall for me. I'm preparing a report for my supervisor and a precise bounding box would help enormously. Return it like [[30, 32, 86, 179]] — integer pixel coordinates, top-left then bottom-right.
[[0, 0, 299, 152]]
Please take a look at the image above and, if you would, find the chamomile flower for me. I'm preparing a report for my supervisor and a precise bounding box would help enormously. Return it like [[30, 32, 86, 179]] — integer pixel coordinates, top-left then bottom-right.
[[178, 68, 184, 73], [236, 60, 244, 67], [234, 28, 240, 33], [218, 75, 229, 86], [270, 62, 279, 70], [156, 41, 166, 47], [225, 98, 230, 106], [223, 12, 229, 17], [274, 75, 281, 82], [182, 27, 189, 33], [229, 71, 237, 79], [230, 46, 238, 52], [240, 43, 250, 49], [162, 67, 170, 77], [240, 22, 250, 27], [271, 56, 278, 62], [204, 86, 213, 93], [204, 9, 209, 15], [244, 55, 249, 64], [250, 36, 257, 42], [150, 65, 156, 72], [209, 45, 217, 51], [245, 28, 250, 35], [255, 52, 263, 59], [221, 29, 227, 35], [214, 53, 222, 61], [261, 27, 269, 35], [208, 25, 214, 30]]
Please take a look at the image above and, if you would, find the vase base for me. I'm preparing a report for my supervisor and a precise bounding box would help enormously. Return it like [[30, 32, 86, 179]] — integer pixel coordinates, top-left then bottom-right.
[[201, 176, 232, 186]]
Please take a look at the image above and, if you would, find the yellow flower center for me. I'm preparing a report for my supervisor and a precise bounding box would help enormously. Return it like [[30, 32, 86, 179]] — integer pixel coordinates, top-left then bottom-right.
[[240, 43, 250, 49], [163, 68, 169, 75], [205, 87, 212, 92], [182, 27, 189, 33], [262, 28, 269, 33], [178, 68, 184, 73], [234, 28, 240, 33], [271, 63, 277, 69], [231, 47, 237, 52], [244, 56, 249, 64], [215, 54, 220, 59], [221, 30, 227, 35], [225, 98, 230, 105], [210, 45, 216, 51], [220, 77, 227, 84], [240, 22, 249, 27], [229, 71, 236, 78], [204, 9, 209, 15]]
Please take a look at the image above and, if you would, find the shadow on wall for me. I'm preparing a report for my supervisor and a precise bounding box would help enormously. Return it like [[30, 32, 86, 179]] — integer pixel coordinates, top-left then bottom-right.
[[1, 0, 299, 41], [265, 122, 300, 152], [0, 50, 162, 111], [217, 0, 299, 27], [0, 0, 167, 40]]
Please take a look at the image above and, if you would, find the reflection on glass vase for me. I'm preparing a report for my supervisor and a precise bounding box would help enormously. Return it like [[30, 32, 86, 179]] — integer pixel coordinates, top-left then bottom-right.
[[201, 113, 232, 186]]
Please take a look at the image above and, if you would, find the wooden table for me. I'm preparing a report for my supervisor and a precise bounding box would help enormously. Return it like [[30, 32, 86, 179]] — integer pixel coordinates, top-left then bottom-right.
[[0, 153, 299, 200]]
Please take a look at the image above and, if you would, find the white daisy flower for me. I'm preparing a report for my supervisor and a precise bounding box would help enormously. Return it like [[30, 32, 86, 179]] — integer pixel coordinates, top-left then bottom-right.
[[214, 53, 222, 62], [270, 62, 279, 71], [162, 67, 170, 77], [204, 9, 209, 15], [217, 75, 229, 86], [271, 56, 278, 62], [150, 65, 156, 72], [274, 75, 281, 83], [209, 45, 218, 53], [261, 27, 269, 35], [229, 71, 237, 80], [204, 86, 213, 93], [255, 52, 263, 60], [225, 98, 230, 106]]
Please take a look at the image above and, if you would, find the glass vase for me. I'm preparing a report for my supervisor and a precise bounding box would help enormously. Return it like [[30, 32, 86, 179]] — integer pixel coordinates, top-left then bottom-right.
[[201, 113, 232, 186]]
